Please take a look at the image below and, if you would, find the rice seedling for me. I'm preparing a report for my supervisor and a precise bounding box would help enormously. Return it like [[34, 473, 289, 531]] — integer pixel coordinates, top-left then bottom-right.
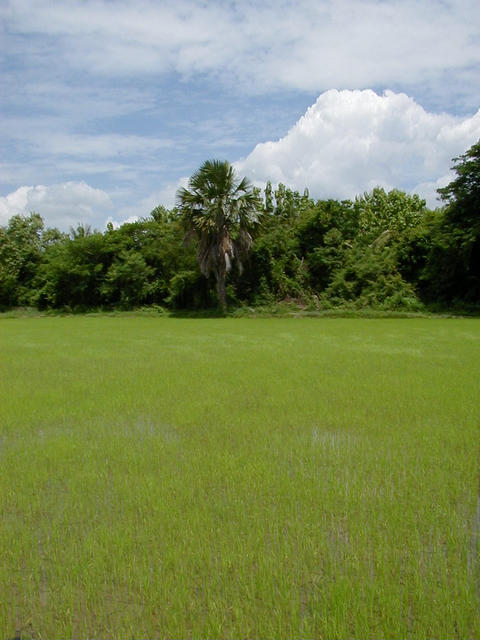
[[0, 316, 478, 638]]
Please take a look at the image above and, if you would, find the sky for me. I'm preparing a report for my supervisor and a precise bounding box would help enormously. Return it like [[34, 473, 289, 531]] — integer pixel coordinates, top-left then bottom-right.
[[1, 0, 480, 231]]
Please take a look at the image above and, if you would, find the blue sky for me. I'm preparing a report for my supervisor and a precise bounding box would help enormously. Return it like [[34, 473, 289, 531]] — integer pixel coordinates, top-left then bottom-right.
[[1, 0, 480, 231]]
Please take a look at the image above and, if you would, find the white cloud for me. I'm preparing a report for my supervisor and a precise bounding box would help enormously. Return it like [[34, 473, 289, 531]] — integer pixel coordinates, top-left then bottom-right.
[[0, 121, 173, 159], [3, 0, 479, 97], [0, 182, 113, 230], [140, 180, 186, 212], [2, 0, 479, 220], [109, 178, 189, 227], [38, 133, 173, 158], [0, 178, 192, 232], [105, 215, 139, 230], [2, 93, 479, 232], [235, 90, 480, 207]]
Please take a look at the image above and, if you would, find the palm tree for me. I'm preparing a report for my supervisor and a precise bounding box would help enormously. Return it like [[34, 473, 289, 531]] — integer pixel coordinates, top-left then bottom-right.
[[176, 160, 262, 312]]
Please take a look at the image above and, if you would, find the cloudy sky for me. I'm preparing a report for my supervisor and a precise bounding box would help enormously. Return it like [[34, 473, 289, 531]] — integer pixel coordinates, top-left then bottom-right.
[[1, 0, 479, 231]]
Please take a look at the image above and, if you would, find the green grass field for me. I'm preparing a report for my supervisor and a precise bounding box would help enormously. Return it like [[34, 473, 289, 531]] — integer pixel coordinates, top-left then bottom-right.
[[1, 316, 479, 639]]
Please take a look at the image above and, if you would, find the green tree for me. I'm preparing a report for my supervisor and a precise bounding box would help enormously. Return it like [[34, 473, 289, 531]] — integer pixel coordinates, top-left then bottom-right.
[[323, 243, 421, 310], [176, 159, 262, 312], [36, 229, 109, 310], [0, 213, 45, 307], [296, 199, 356, 293], [435, 140, 480, 302], [101, 250, 154, 308], [354, 187, 426, 244]]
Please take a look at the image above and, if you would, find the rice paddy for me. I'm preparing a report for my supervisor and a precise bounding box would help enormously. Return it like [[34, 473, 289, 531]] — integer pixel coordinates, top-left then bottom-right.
[[0, 315, 479, 638]]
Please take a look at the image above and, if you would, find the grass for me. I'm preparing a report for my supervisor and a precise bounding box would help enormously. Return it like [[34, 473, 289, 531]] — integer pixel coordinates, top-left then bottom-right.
[[0, 315, 479, 638]]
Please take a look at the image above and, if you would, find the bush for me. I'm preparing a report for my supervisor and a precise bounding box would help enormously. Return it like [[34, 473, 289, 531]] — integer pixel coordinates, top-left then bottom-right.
[[323, 245, 422, 310]]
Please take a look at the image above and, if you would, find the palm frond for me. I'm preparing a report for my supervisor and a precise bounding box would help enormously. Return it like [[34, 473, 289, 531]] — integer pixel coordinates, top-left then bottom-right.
[[176, 159, 262, 308]]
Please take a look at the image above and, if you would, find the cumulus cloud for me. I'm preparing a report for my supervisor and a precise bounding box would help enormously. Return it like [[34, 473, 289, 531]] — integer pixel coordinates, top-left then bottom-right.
[[0, 182, 113, 230], [235, 90, 480, 207], [2, 1, 479, 220]]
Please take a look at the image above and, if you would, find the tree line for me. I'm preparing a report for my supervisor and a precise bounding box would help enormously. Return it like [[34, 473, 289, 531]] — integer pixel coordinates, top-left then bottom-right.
[[1, 141, 479, 313]]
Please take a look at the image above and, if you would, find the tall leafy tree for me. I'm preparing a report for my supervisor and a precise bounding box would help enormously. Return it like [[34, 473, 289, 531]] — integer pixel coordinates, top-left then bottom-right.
[[438, 140, 480, 222], [354, 187, 426, 243], [435, 140, 480, 301], [176, 159, 262, 312], [36, 228, 109, 309], [0, 213, 45, 307]]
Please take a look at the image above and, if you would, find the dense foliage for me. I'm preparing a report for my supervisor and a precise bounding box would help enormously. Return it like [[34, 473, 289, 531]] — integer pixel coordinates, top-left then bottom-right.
[[1, 142, 479, 312]]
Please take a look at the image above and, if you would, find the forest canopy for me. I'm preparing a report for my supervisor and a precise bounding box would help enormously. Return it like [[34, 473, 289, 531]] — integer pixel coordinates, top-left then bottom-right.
[[1, 141, 479, 313]]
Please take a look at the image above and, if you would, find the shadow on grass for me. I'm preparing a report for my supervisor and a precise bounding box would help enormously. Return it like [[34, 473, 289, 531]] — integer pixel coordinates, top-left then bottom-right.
[[168, 307, 227, 318], [2, 303, 480, 320]]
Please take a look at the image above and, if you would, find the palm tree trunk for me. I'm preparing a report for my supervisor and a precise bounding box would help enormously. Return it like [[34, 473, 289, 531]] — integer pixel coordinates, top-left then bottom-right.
[[216, 271, 227, 314]]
